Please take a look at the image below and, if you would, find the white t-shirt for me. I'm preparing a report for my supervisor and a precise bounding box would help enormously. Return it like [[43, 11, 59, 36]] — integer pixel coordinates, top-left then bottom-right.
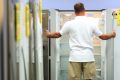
[[59, 16, 103, 62]]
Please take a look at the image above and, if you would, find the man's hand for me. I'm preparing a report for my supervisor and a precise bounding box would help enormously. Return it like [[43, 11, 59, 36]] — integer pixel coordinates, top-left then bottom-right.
[[111, 30, 116, 38], [46, 30, 61, 38]]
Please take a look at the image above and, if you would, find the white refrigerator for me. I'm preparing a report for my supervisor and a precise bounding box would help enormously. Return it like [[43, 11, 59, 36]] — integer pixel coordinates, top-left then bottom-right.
[[49, 9, 120, 80]]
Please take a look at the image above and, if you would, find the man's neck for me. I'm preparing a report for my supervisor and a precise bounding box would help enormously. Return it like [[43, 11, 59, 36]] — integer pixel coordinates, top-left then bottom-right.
[[75, 12, 85, 16]]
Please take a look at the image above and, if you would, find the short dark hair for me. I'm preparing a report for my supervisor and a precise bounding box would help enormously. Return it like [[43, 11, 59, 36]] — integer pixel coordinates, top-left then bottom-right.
[[74, 2, 85, 13]]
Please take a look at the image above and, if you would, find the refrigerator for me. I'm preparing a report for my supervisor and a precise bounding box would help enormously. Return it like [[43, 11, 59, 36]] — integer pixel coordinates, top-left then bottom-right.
[[48, 9, 120, 80], [49, 9, 104, 80], [0, 0, 44, 80]]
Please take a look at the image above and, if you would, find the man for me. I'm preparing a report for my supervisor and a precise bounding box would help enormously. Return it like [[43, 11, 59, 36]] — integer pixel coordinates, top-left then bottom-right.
[[46, 2, 116, 80]]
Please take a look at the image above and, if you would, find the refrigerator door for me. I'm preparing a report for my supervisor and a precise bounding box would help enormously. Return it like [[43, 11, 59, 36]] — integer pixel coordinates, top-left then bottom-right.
[[103, 9, 114, 80], [113, 9, 120, 80], [49, 9, 61, 80], [103, 9, 120, 80]]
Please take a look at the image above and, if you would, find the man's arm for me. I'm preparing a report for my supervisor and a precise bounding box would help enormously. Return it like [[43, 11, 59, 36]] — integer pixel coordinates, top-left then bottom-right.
[[46, 30, 61, 38], [99, 31, 116, 40]]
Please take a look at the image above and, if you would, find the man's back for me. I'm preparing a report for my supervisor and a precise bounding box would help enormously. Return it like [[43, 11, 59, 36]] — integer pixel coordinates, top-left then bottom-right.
[[60, 16, 102, 51], [59, 16, 103, 62]]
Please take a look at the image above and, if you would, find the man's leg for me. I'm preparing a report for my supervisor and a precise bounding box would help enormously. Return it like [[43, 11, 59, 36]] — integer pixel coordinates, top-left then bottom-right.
[[68, 62, 81, 80], [83, 62, 96, 80]]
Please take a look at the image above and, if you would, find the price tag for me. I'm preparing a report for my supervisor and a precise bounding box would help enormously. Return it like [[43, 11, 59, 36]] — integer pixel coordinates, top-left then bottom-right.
[[116, 9, 120, 26]]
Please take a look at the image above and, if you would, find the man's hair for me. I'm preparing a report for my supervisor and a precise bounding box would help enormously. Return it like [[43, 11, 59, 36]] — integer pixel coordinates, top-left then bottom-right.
[[74, 2, 85, 13]]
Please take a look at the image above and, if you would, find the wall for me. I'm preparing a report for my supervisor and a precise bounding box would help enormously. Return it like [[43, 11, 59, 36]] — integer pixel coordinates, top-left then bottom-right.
[[42, 0, 120, 10]]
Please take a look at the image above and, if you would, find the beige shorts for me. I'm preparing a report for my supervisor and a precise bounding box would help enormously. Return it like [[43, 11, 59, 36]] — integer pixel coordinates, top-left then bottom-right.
[[68, 62, 96, 80]]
